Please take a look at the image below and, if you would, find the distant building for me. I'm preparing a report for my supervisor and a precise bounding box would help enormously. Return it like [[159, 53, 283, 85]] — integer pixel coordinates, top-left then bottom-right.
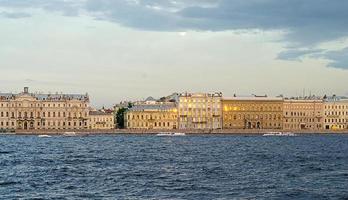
[[114, 101, 132, 112], [178, 92, 222, 129], [323, 97, 348, 130], [0, 87, 90, 130], [89, 110, 115, 130], [222, 96, 283, 129], [283, 99, 323, 130], [125, 101, 178, 129]]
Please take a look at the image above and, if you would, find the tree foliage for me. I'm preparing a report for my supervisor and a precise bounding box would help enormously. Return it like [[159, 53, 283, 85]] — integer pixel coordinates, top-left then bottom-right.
[[116, 107, 128, 129]]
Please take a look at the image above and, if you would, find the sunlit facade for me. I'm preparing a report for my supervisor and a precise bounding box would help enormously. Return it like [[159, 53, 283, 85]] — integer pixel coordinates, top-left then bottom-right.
[[0, 87, 90, 130], [222, 97, 283, 129], [89, 110, 115, 130], [178, 92, 222, 129], [323, 98, 348, 130], [283, 99, 323, 130], [125, 102, 178, 129]]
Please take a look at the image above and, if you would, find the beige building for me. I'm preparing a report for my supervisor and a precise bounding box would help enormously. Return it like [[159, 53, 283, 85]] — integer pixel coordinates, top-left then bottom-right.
[[0, 87, 90, 130], [178, 92, 222, 129], [89, 110, 115, 130], [323, 99, 348, 130], [283, 99, 323, 130], [125, 101, 178, 129], [222, 96, 283, 129]]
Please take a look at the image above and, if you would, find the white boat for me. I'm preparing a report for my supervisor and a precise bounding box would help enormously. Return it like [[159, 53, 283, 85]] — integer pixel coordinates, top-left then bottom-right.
[[38, 135, 52, 138], [263, 132, 296, 136], [63, 132, 77, 136], [156, 132, 186, 136], [0, 132, 16, 135]]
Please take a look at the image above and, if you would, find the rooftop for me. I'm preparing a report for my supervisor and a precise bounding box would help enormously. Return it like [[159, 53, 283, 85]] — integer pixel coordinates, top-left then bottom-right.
[[129, 103, 176, 112], [0, 87, 89, 101], [89, 110, 113, 116], [223, 97, 283, 101]]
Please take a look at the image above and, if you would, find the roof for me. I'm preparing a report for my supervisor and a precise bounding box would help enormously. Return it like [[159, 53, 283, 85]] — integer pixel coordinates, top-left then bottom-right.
[[0, 93, 89, 101], [129, 103, 176, 112], [145, 96, 157, 101], [223, 97, 283, 101], [284, 99, 323, 103], [89, 110, 113, 116], [180, 92, 223, 98]]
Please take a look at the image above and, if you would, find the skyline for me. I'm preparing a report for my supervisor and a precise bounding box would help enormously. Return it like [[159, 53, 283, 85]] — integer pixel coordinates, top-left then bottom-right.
[[0, 86, 345, 108], [1, 0, 348, 107]]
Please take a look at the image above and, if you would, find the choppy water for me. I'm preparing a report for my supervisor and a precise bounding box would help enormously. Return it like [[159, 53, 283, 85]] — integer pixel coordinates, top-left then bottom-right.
[[1, 134, 348, 199]]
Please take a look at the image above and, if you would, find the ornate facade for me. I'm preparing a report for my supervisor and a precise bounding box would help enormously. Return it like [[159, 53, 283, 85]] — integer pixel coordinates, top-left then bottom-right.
[[178, 92, 222, 129], [222, 97, 283, 129], [0, 87, 90, 130], [283, 99, 323, 130], [125, 102, 178, 129]]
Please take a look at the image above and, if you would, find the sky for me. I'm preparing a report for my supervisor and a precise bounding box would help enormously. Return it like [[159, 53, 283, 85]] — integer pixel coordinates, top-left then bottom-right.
[[1, 0, 348, 107]]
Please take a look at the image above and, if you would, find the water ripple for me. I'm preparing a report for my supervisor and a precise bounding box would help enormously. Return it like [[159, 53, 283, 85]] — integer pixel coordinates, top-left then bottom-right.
[[0, 134, 348, 199]]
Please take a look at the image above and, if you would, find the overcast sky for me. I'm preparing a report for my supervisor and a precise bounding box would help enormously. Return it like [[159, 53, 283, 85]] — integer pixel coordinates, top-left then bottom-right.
[[1, 0, 348, 107]]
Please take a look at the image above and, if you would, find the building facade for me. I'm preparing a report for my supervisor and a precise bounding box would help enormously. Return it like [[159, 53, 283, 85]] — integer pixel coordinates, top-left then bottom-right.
[[178, 92, 222, 129], [89, 110, 115, 130], [222, 97, 283, 129], [0, 87, 90, 130], [125, 102, 178, 129], [283, 99, 323, 130], [323, 99, 348, 130]]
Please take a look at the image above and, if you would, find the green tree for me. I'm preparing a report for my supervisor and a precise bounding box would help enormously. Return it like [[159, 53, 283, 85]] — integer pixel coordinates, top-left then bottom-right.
[[116, 107, 128, 129]]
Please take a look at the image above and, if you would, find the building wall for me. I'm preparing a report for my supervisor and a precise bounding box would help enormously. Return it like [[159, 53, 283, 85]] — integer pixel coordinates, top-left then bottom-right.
[[222, 97, 283, 129], [178, 93, 222, 129], [0, 89, 89, 130], [126, 110, 178, 129], [323, 100, 348, 130], [89, 114, 115, 129], [283, 100, 323, 130]]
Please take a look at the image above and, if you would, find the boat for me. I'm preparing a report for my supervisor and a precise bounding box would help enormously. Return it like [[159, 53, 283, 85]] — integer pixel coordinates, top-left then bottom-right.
[[38, 135, 52, 138], [156, 132, 186, 136], [0, 132, 16, 135], [263, 132, 296, 136], [63, 132, 77, 136]]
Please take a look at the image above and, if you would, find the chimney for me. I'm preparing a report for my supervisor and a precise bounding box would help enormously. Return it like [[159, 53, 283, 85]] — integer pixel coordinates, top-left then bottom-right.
[[24, 87, 29, 94]]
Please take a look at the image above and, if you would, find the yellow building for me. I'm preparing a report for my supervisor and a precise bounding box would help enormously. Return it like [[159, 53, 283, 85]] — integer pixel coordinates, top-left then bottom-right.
[[223, 97, 283, 129], [283, 99, 323, 130], [178, 92, 222, 129], [0, 87, 90, 130], [89, 110, 115, 130], [323, 98, 348, 130], [125, 102, 178, 129]]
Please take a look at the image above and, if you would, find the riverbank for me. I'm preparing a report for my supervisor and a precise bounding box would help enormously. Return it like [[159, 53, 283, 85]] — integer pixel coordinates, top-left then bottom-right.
[[10, 129, 348, 135]]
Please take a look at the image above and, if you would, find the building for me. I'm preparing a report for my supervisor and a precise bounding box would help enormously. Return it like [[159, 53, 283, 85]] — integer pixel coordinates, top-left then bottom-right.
[[89, 110, 115, 130], [323, 97, 348, 130], [125, 101, 178, 129], [222, 96, 283, 129], [0, 87, 90, 130], [283, 98, 323, 130], [178, 92, 222, 129]]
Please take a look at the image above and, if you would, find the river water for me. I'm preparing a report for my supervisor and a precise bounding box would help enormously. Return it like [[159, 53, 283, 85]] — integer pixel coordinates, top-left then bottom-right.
[[0, 134, 348, 199]]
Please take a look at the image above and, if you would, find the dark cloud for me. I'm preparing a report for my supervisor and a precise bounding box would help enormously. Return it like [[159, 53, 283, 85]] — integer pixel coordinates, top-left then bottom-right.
[[85, 0, 348, 69], [0, 0, 84, 16], [277, 49, 324, 61], [1, 0, 348, 68], [324, 48, 348, 69]]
